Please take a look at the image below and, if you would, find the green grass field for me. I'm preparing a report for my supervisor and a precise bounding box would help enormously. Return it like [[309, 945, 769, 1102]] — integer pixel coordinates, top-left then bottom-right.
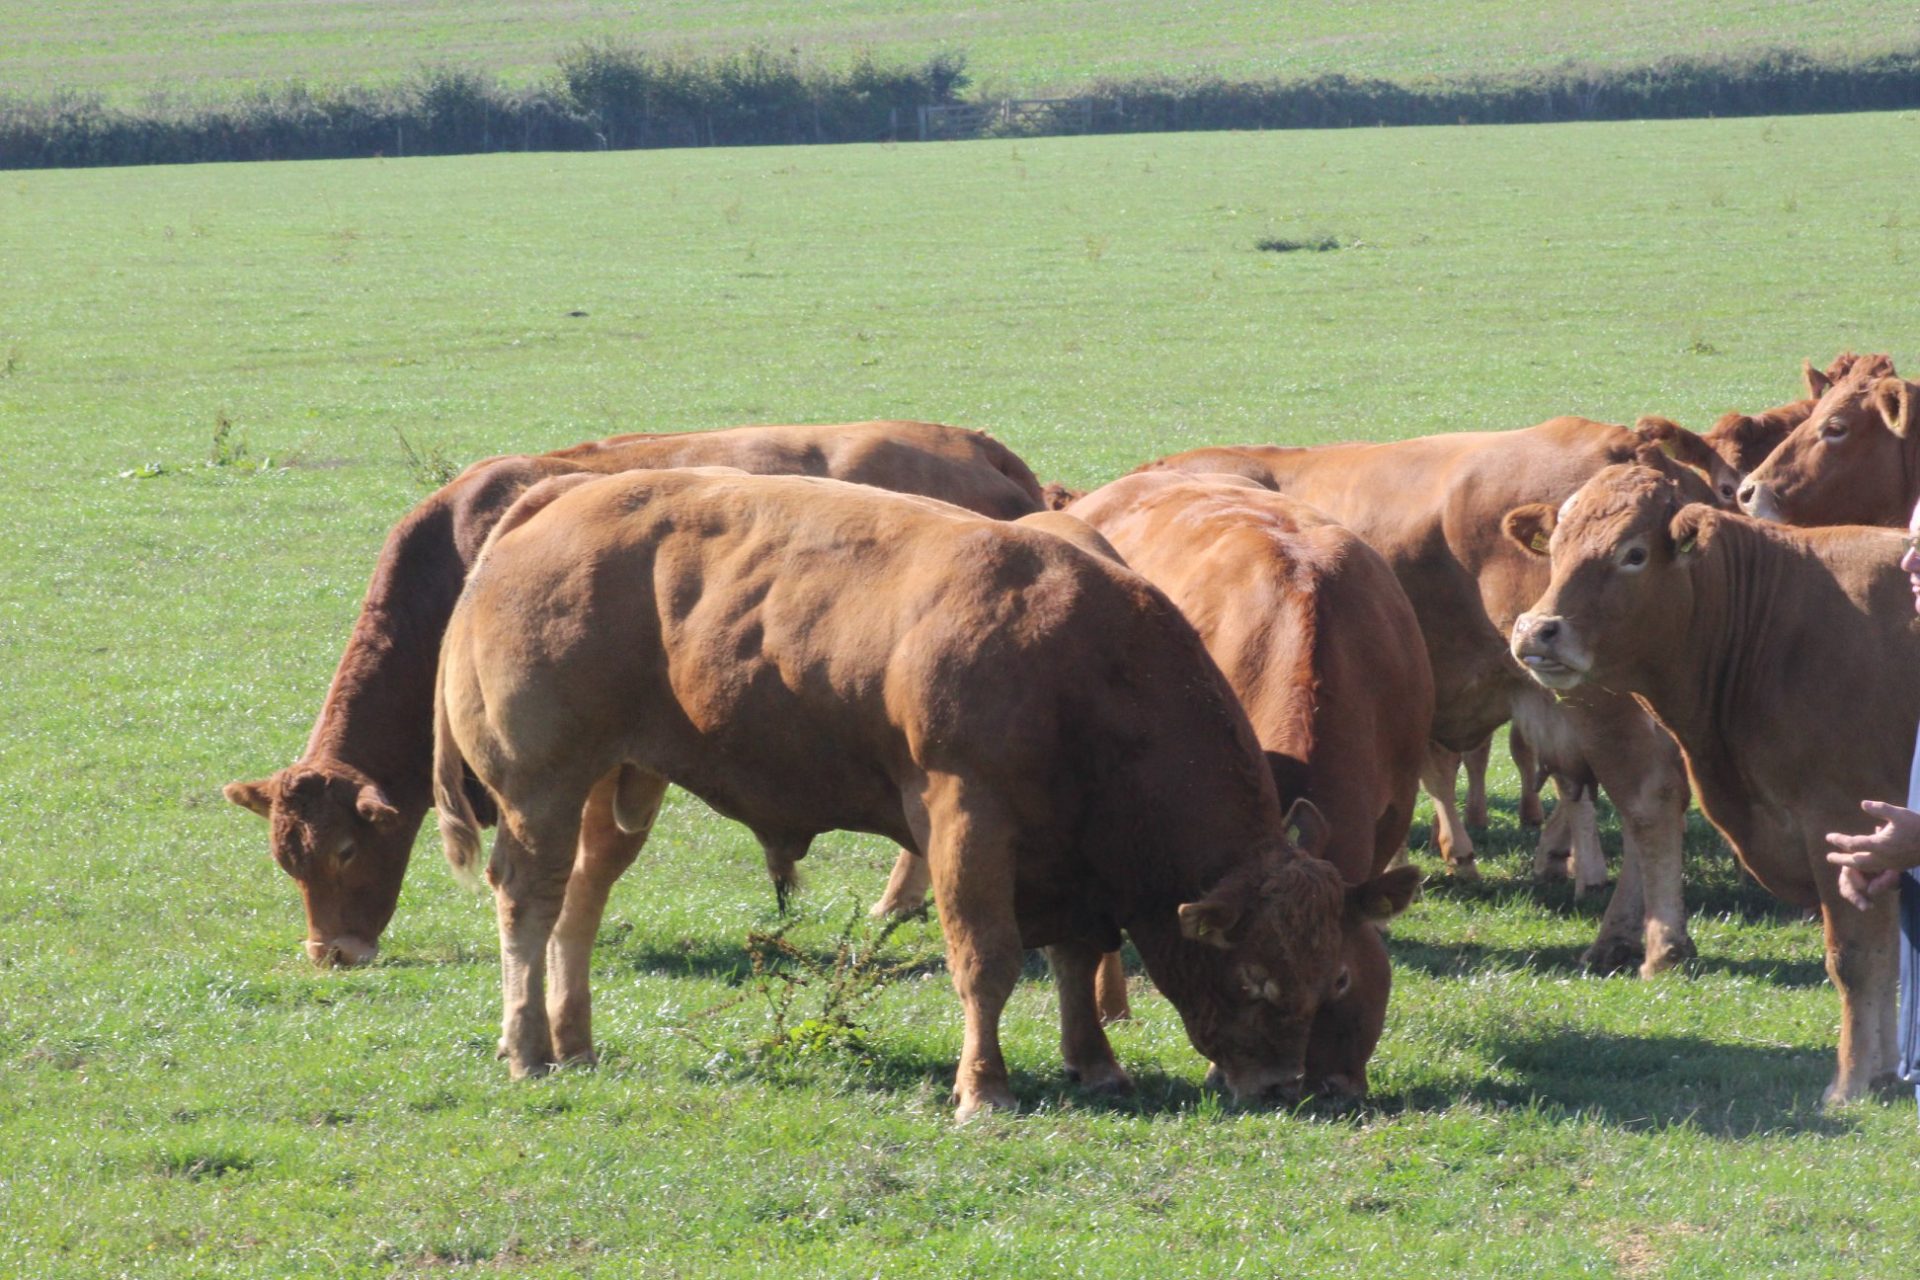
[[6, 113, 1920, 1277], [5, 0, 1916, 102]]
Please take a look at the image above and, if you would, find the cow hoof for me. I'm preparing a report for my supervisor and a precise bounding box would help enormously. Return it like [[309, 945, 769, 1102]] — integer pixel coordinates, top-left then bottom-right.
[[1572, 875, 1611, 900], [553, 1046, 599, 1070], [1580, 937, 1644, 975], [868, 893, 929, 921], [1639, 936, 1696, 978], [507, 1056, 556, 1081], [952, 1085, 1018, 1123], [1448, 858, 1481, 883], [1519, 798, 1546, 827], [1533, 852, 1571, 883], [1064, 1062, 1134, 1096]]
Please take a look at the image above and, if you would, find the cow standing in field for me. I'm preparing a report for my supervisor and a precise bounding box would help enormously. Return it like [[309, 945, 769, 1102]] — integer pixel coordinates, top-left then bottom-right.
[[224, 421, 1046, 968], [1738, 356, 1910, 527], [1138, 418, 1719, 976], [432, 470, 1416, 1118], [874, 472, 1433, 1097], [1507, 464, 1918, 1104]]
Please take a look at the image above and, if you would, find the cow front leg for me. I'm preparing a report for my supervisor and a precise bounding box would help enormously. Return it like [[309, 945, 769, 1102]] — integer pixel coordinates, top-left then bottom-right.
[[545, 767, 666, 1066], [487, 808, 582, 1079], [1049, 943, 1133, 1095], [870, 848, 932, 920], [1420, 745, 1478, 880], [921, 778, 1022, 1122], [1817, 882, 1901, 1106], [1462, 735, 1491, 829]]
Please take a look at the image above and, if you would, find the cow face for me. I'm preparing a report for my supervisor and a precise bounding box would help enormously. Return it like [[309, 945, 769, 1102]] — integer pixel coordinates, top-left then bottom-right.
[[1505, 465, 1706, 693], [1302, 867, 1423, 1099], [1738, 363, 1914, 527], [224, 763, 411, 966], [1175, 801, 1420, 1104]]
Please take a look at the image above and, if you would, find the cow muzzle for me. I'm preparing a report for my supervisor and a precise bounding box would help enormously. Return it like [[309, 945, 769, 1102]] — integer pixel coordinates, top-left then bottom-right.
[[1737, 480, 1782, 522], [305, 935, 379, 968], [1205, 1062, 1306, 1107], [1511, 613, 1587, 689]]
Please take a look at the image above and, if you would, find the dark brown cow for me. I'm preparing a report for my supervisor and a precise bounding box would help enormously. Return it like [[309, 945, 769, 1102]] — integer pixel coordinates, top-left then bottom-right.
[[1737, 354, 1905, 526], [1139, 418, 1718, 976], [1068, 472, 1428, 1097], [1507, 464, 1915, 1103], [432, 470, 1413, 1119], [225, 421, 1045, 967]]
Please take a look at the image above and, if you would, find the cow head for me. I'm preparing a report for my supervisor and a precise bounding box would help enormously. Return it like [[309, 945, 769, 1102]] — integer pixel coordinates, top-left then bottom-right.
[[1738, 355, 1910, 527], [1631, 416, 1742, 508], [1172, 800, 1420, 1104], [224, 762, 414, 967], [1505, 464, 1709, 693], [1300, 867, 1422, 1100]]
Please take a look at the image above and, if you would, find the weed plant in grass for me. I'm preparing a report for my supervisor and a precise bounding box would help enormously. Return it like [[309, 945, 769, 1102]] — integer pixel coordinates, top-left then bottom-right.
[[4, 115, 1920, 1276]]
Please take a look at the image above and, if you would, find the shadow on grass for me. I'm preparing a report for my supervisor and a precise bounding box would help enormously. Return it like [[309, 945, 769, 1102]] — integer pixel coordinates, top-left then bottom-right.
[[1362, 1026, 1857, 1139]]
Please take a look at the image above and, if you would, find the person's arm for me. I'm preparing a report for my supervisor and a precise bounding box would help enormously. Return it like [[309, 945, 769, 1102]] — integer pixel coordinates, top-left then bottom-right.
[[1825, 799, 1920, 909]]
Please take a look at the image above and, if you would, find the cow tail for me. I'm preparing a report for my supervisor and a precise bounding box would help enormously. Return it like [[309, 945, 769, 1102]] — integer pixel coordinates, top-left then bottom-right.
[[433, 644, 487, 893]]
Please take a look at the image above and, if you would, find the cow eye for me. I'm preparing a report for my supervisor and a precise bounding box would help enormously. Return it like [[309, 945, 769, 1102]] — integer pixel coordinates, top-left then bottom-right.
[[1331, 967, 1352, 999], [1821, 420, 1848, 441], [1719, 483, 1735, 500], [1621, 546, 1648, 568]]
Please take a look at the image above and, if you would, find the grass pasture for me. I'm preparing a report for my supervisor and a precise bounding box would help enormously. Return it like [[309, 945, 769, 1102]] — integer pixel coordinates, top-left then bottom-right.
[[5, 0, 1917, 103], [5, 114, 1920, 1276]]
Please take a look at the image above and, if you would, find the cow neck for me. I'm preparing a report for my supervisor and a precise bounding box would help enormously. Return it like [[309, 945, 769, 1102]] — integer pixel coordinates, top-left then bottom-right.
[[298, 502, 464, 811], [1629, 519, 1800, 749]]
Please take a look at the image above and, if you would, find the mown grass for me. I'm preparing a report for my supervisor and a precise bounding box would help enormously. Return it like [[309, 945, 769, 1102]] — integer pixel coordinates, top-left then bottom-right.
[[4, 115, 1920, 1276], [3, 0, 1915, 103]]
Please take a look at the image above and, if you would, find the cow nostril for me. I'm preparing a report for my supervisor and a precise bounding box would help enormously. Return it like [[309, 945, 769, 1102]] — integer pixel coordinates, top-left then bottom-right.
[[1535, 619, 1560, 643], [1737, 482, 1756, 508]]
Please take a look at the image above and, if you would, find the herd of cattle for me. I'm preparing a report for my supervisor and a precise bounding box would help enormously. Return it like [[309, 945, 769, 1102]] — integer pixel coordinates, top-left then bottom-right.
[[224, 352, 1920, 1119]]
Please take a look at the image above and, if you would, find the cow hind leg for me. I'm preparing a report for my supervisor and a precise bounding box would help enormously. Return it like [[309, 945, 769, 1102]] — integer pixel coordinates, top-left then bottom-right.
[[1050, 942, 1133, 1095], [1462, 735, 1491, 829], [1094, 949, 1132, 1025], [1511, 724, 1546, 828], [1419, 745, 1478, 880], [920, 777, 1023, 1122], [870, 848, 932, 920], [487, 799, 587, 1079], [545, 767, 667, 1067]]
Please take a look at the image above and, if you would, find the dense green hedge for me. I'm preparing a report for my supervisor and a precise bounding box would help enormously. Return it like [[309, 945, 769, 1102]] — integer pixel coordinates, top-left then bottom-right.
[[2, 42, 1915, 169]]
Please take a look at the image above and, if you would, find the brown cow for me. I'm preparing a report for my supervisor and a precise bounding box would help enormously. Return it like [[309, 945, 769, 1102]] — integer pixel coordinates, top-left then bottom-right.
[[1139, 418, 1717, 976], [1736, 354, 1904, 525], [1507, 464, 1915, 1103], [1068, 472, 1429, 1097], [432, 470, 1414, 1118], [225, 421, 1045, 967]]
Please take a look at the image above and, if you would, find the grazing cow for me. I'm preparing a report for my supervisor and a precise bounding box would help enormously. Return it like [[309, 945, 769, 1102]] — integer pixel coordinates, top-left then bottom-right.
[[1069, 472, 1429, 1097], [880, 475, 1431, 1096], [1736, 355, 1904, 526], [1139, 418, 1718, 976], [225, 421, 1046, 968], [1507, 464, 1916, 1103], [432, 470, 1415, 1119]]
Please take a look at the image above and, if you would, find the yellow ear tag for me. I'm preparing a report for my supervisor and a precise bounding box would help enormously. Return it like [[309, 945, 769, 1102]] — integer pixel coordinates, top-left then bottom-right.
[[1677, 534, 1696, 556], [1285, 822, 1302, 846], [1530, 531, 1550, 554], [1658, 437, 1679, 459]]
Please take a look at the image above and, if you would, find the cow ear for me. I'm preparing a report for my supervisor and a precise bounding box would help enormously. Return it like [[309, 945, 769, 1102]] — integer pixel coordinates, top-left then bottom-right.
[[1040, 482, 1083, 511], [355, 783, 402, 829], [1871, 378, 1915, 439], [1805, 358, 1834, 400], [1710, 412, 1754, 448], [1348, 865, 1423, 923], [1669, 505, 1717, 558], [1280, 797, 1329, 859], [1177, 895, 1245, 950], [224, 778, 274, 818], [1633, 416, 1715, 475], [1504, 503, 1558, 557]]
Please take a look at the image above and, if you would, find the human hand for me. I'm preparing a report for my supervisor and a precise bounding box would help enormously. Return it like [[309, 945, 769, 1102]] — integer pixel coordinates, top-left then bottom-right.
[[1825, 800, 1920, 909]]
